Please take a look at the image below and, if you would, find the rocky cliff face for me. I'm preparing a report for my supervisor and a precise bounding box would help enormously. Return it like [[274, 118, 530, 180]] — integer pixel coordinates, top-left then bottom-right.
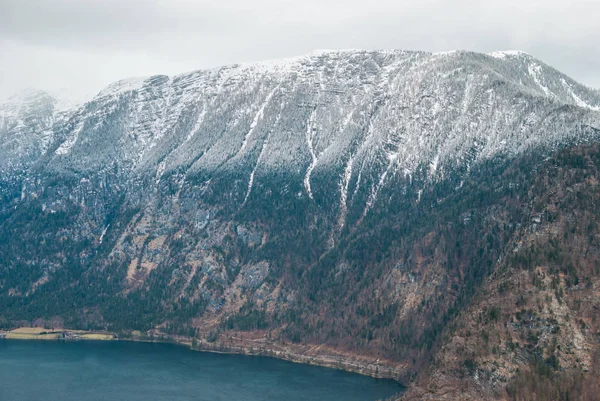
[[1, 49, 599, 399]]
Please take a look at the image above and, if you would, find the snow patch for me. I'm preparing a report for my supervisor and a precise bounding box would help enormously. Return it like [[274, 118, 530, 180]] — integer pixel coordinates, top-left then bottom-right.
[[488, 50, 529, 59]]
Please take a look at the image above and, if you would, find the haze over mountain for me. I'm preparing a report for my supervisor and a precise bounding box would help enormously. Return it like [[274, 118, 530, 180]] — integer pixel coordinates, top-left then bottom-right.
[[1, 49, 599, 400]]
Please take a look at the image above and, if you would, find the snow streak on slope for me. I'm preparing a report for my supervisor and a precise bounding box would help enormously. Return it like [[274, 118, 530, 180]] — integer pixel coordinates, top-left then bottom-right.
[[561, 79, 600, 111], [244, 133, 269, 205], [528, 63, 553, 98], [304, 107, 319, 199], [185, 100, 208, 144], [243, 99, 286, 205], [54, 119, 86, 155], [338, 155, 354, 229], [237, 85, 280, 157]]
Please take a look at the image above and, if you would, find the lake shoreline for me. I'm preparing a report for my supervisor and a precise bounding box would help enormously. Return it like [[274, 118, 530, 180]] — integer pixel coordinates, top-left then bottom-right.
[[0, 338, 404, 401], [0, 327, 407, 386]]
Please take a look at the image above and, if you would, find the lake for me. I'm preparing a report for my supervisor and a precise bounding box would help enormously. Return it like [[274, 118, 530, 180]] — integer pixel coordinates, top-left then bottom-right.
[[0, 340, 403, 400]]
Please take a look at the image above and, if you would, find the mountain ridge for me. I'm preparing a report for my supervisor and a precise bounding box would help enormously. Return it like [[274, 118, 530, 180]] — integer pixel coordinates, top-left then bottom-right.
[[4, 50, 598, 208]]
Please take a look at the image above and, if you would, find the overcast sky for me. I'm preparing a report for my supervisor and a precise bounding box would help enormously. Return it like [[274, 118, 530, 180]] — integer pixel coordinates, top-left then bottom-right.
[[1, 0, 599, 101]]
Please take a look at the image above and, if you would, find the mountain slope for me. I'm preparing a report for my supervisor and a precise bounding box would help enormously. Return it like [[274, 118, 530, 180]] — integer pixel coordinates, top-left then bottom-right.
[[403, 143, 600, 401], [1, 49, 599, 400]]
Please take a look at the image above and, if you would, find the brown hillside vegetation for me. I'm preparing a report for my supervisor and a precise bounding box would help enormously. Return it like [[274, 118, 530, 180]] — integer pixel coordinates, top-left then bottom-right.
[[403, 144, 600, 400]]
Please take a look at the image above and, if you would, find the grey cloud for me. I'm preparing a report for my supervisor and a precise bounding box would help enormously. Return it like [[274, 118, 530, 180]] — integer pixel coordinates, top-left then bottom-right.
[[1, 0, 598, 100]]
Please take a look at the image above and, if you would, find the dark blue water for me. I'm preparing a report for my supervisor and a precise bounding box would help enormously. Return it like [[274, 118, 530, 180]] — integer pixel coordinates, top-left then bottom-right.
[[0, 340, 403, 401]]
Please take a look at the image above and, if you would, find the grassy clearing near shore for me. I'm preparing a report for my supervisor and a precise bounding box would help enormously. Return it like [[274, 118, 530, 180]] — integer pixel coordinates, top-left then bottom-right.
[[2, 327, 115, 341], [5, 332, 62, 340], [5, 328, 62, 340], [79, 333, 115, 340]]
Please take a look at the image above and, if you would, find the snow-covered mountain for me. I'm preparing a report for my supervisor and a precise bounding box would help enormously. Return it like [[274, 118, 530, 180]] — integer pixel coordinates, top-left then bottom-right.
[[0, 89, 58, 172], [3, 50, 598, 221], [2, 50, 600, 395]]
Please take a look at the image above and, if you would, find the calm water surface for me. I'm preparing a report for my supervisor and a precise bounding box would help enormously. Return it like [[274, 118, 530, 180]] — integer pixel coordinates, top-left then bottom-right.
[[0, 340, 403, 401]]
